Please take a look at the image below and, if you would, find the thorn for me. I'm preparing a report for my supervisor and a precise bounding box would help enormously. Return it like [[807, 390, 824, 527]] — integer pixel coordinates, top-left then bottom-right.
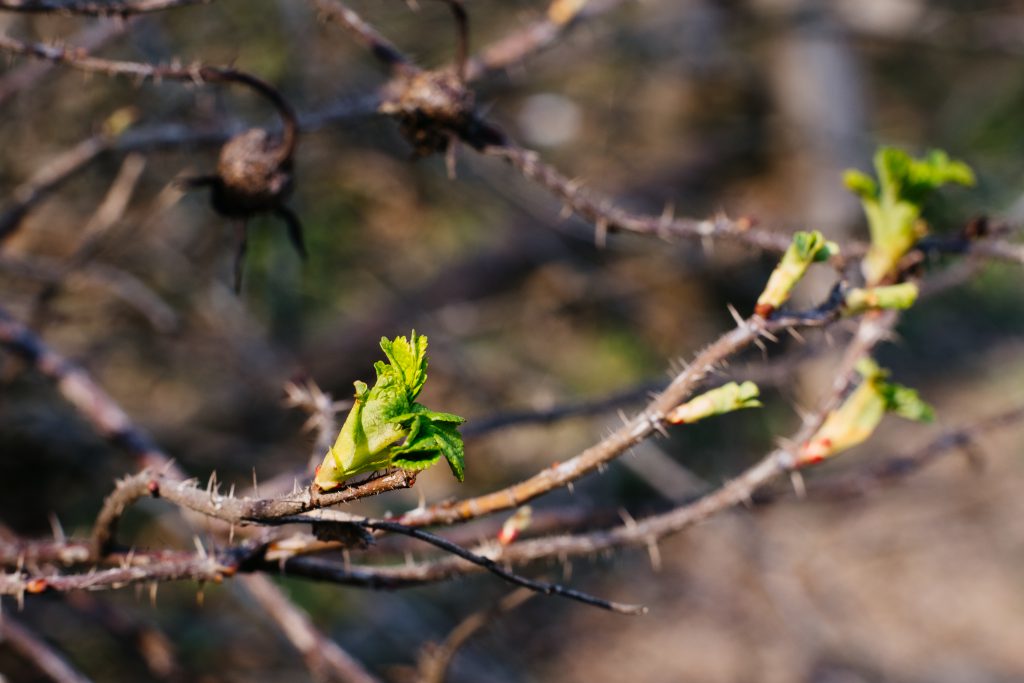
[[658, 202, 675, 240], [726, 304, 746, 330], [228, 483, 235, 500], [229, 523, 235, 545], [786, 327, 807, 344], [617, 508, 638, 529], [561, 556, 573, 581], [567, 481, 574, 495], [558, 203, 574, 221], [193, 536, 208, 559], [48, 513, 65, 544], [792, 403, 815, 426], [149, 581, 158, 608], [292, 478, 299, 495], [206, 471, 217, 498], [790, 470, 807, 500], [342, 549, 351, 572], [754, 338, 768, 358], [252, 468, 260, 498], [646, 537, 662, 572], [595, 217, 608, 249], [445, 139, 458, 180], [760, 328, 780, 344]]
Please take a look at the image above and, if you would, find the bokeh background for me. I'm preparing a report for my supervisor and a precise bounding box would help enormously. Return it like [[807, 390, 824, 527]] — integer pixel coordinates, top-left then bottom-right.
[[3, 0, 1024, 681]]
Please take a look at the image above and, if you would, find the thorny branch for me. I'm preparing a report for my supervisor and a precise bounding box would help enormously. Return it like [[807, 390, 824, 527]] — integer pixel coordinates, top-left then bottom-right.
[[3, 0, 1024, 677], [397, 300, 847, 528]]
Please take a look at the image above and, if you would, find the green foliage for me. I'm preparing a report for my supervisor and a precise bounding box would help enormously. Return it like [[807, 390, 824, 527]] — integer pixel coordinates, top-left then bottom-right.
[[755, 230, 838, 315], [845, 147, 975, 285], [666, 381, 762, 424], [799, 358, 933, 465], [314, 332, 466, 490], [842, 282, 919, 315]]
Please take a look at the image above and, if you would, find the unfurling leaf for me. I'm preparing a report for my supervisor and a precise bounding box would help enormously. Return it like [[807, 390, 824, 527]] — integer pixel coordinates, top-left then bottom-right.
[[666, 381, 762, 425], [847, 147, 975, 285], [842, 282, 919, 316], [314, 332, 466, 491], [797, 358, 933, 466], [755, 231, 838, 317]]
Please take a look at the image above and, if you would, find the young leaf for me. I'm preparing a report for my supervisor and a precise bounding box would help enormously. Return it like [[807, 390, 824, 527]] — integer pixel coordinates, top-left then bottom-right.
[[848, 147, 975, 285], [798, 358, 933, 466], [842, 282, 919, 316], [666, 381, 762, 425], [755, 231, 838, 317], [314, 332, 467, 490]]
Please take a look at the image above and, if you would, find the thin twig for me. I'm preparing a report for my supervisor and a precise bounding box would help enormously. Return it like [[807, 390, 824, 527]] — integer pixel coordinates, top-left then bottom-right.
[[416, 588, 534, 683], [398, 299, 847, 528], [463, 0, 629, 81], [239, 574, 380, 683], [0, 616, 94, 683], [0, 0, 209, 15]]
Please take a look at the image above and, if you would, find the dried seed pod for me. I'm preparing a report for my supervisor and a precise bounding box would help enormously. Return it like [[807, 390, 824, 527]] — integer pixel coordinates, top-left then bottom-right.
[[183, 67, 305, 290], [378, 0, 503, 157]]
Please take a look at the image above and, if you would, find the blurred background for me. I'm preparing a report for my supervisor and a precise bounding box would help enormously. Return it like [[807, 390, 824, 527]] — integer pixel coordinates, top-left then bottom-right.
[[2, 0, 1024, 681]]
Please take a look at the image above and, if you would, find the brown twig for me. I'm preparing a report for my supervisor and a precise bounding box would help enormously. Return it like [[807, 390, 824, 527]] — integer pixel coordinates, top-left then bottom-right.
[[0, 553, 231, 597], [0, 616, 94, 683], [0, 253, 178, 332], [0, 0, 209, 15], [239, 574, 381, 683], [0, 18, 128, 107], [463, 0, 628, 82], [90, 469, 415, 558], [398, 299, 847, 528], [311, 0, 412, 73], [416, 588, 534, 683], [0, 304, 168, 466]]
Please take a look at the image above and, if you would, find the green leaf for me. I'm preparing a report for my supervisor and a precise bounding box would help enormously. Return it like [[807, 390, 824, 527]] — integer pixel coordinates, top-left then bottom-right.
[[392, 417, 466, 481], [379, 331, 428, 401], [847, 147, 975, 285], [755, 231, 837, 314], [879, 384, 935, 423], [843, 170, 878, 200], [842, 282, 919, 315], [666, 381, 762, 424], [314, 333, 467, 490]]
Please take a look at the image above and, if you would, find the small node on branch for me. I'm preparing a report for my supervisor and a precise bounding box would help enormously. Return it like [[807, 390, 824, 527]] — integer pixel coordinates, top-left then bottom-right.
[[380, 68, 476, 157]]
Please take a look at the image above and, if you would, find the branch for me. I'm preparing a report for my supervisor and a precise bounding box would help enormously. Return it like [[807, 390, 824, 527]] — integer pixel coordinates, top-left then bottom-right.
[[91, 469, 415, 558], [0, 553, 231, 597], [463, 0, 629, 82], [416, 588, 534, 683], [311, 0, 412, 72], [238, 574, 380, 683], [0, 0, 209, 15], [398, 298, 847, 528], [0, 617, 93, 683], [0, 304, 167, 467]]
